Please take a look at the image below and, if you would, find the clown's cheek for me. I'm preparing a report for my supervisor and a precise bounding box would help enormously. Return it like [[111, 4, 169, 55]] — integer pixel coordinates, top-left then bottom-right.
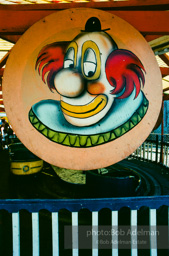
[[87, 82, 106, 95]]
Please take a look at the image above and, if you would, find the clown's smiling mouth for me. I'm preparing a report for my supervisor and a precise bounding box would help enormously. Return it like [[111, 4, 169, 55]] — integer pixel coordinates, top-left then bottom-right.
[[60, 94, 108, 118], [29, 96, 148, 148]]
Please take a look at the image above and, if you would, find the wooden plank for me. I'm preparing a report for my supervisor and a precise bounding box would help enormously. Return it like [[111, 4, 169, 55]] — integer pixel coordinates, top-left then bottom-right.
[[0, 10, 51, 35], [1, 0, 169, 11], [0, 68, 4, 77], [159, 54, 169, 66], [114, 11, 169, 36], [160, 67, 169, 77], [163, 86, 169, 92], [145, 35, 161, 42], [0, 9, 169, 36], [0, 107, 5, 112], [0, 35, 21, 44], [149, 36, 169, 49], [163, 93, 169, 100], [0, 51, 10, 69]]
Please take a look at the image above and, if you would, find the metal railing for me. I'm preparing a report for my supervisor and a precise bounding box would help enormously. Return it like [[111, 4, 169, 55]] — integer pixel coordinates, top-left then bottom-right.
[[1, 196, 169, 256], [132, 134, 169, 167]]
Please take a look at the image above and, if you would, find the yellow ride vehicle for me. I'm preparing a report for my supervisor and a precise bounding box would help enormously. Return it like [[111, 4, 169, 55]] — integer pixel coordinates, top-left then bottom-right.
[[9, 142, 43, 175]]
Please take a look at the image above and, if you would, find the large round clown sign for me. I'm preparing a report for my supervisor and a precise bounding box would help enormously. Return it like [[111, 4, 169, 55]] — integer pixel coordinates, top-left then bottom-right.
[[3, 8, 162, 170]]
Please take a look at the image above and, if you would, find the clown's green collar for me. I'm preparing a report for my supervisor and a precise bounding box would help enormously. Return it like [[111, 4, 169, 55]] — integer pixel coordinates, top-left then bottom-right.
[[29, 92, 148, 148]]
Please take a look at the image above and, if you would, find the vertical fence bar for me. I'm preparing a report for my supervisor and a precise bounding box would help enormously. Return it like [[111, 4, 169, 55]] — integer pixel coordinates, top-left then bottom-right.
[[131, 210, 137, 256], [112, 211, 118, 256], [160, 135, 164, 164], [150, 143, 153, 162], [52, 212, 59, 256], [139, 145, 142, 159], [92, 211, 98, 256], [163, 145, 166, 165], [143, 143, 146, 160], [136, 147, 139, 158], [155, 135, 159, 163], [12, 212, 20, 256], [32, 212, 40, 256], [136, 148, 139, 158], [72, 212, 79, 256], [132, 150, 136, 158], [147, 142, 149, 160], [168, 207, 169, 251], [166, 146, 168, 167], [150, 209, 157, 256]]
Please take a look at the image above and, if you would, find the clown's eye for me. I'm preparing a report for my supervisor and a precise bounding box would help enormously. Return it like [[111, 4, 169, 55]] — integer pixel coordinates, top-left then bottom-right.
[[82, 42, 101, 80], [84, 62, 96, 77], [64, 59, 74, 69], [64, 47, 75, 69], [83, 48, 97, 77]]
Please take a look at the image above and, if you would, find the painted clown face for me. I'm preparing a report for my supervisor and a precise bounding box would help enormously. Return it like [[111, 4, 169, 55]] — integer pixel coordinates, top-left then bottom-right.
[[54, 32, 117, 127], [29, 17, 148, 148]]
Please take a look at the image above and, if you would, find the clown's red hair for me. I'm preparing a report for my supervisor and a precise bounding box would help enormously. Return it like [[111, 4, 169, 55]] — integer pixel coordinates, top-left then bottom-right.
[[35, 42, 67, 91], [105, 49, 145, 99]]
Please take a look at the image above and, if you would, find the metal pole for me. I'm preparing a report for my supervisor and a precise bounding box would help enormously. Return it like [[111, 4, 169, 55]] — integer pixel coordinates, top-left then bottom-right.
[[160, 100, 164, 163]]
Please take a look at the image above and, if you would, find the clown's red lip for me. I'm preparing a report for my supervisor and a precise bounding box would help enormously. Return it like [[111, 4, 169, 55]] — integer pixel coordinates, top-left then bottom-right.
[[60, 94, 108, 118]]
